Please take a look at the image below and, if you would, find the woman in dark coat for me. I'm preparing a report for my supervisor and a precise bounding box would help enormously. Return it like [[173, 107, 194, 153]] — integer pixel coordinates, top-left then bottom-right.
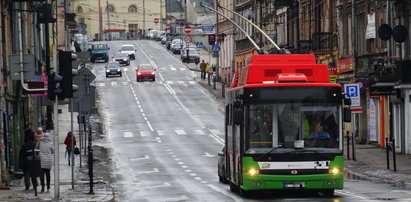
[[19, 129, 38, 190]]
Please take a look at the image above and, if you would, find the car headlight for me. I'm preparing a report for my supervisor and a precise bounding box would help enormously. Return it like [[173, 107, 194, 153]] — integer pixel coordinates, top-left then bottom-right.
[[137, 72, 142, 75], [112, 59, 116, 61], [151, 71, 155, 75], [106, 69, 110, 73], [117, 69, 121, 72], [123, 59, 128, 61]]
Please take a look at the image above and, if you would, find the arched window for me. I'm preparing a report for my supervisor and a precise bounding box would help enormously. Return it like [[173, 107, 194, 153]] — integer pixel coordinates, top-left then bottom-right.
[[129, 5, 137, 13], [76, 6, 83, 14], [107, 4, 115, 13]]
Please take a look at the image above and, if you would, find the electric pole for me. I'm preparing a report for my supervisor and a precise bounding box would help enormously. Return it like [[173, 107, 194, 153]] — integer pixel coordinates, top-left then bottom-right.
[[107, 1, 110, 29]]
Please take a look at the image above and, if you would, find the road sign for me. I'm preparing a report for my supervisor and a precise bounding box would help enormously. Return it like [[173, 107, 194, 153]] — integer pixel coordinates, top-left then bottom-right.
[[184, 25, 192, 34], [196, 42, 203, 48], [78, 67, 96, 84], [351, 107, 363, 113], [183, 35, 192, 43], [344, 83, 360, 107], [212, 45, 221, 53], [166, 24, 170, 27], [154, 18, 159, 24], [202, 26, 213, 32]]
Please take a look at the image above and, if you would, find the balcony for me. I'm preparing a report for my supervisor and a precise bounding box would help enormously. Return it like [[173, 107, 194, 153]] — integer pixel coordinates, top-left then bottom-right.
[[311, 32, 334, 53], [274, 0, 297, 7]]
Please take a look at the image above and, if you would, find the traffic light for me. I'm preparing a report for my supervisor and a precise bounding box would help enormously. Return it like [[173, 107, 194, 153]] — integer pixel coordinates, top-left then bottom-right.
[[47, 73, 63, 100], [58, 51, 78, 99], [208, 34, 216, 45]]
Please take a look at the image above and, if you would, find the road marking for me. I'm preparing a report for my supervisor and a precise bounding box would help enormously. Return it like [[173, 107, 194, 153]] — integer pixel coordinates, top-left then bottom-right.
[[185, 170, 191, 172], [181, 165, 188, 168], [207, 184, 242, 202], [157, 130, 167, 136], [178, 162, 184, 165], [170, 67, 176, 71], [336, 190, 370, 200], [210, 129, 223, 135], [129, 155, 149, 161], [164, 83, 176, 95], [135, 168, 159, 174], [192, 129, 205, 135], [140, 131, 150, 136], [166, 81, 174, 85], [96, 83, 105, 87], [189, 81, 196, 85], [146, 121, 154, 132], [203, 152, 216, 158], [177, 81, 187, 87], [171, 155, 177, 158], [122, 82, 128, 86], [140, 109, 143, 113], [111, 81, 117, 86], [180, 68, 186, 71], [194, 177, 202, 180], [189, 173, 196, 176], [123, 131, 133, 138], [144, 182, 171, 189], [174, 158, 180, 161], [175, 129, 187, 135]]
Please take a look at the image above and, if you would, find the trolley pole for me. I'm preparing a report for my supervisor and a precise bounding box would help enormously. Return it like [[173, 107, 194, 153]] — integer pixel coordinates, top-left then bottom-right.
[[88, 116, 94, 194]]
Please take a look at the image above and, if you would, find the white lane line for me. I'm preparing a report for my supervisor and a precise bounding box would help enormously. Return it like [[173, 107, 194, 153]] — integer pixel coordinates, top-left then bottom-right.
[[166, 81, 174, 85], [210, 129, 223, 135], [96, 83, 105, 87], [201, 181, 208, 184], [146, 121, 154, 132], [180, 68, 186, 71], [192, 130, 205, 135], [123, 131, 133, 138], [144, 182, 171, 189], [189, 81, 196, 85], [157, 130, 167, 136], [135, 168, 159, 174], [178, 162, 184, 165], [122, 81, 128, 85], [164, 83, 176, 95], [111, 81, 118, 86], [142, 113, 146, 117], [208, 133, 225, 145], [140, 109, 143, 113], [138, 105, 142, 108], [170, 67, 176, 71], [171, 155, 177, 158], [144, 117, 148, 121], [189, 173, 196, 176], [129, 155, 149, 161], [335, 190, 370, 200], [207, 184, 242, 202], [175, 129, 187, 135], [140, 131, 150, 137], [185, 170, 191, 172], [181, 165, 188, 168], [177, 81, 187, 87], [174, 158, 180, 161], [194, 177, 202, 181]]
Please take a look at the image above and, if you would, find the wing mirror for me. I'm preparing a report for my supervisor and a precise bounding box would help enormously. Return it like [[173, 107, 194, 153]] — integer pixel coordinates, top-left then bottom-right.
[[218, 152, 224, 156]]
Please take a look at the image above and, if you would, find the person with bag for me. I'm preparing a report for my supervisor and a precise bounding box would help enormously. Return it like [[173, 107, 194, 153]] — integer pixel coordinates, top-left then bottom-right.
[[37, 132, 54, 192], [19, 129, 37, 190], [64, 132, 76, 166]]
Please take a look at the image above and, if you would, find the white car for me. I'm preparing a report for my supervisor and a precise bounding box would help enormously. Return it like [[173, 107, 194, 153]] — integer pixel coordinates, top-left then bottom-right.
[[119, 45, 136, 60]]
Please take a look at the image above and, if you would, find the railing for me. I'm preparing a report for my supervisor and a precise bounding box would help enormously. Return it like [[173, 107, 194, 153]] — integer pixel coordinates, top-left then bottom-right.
[[311, 32, 333, 52]]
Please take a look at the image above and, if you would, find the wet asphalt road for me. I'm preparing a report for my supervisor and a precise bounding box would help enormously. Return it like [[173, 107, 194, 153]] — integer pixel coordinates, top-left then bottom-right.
[[92, 40, 411, 201]]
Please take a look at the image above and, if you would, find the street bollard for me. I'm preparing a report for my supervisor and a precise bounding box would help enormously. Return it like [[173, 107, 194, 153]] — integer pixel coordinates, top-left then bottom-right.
[[208, 72, 211, 86], [88, 123, 94, 194], [222, 82, 225, 98], [346, 131, 350, 160], [393, 139, 396, 171], [386, 138, 390, 170], [351, 131, 356, 161]]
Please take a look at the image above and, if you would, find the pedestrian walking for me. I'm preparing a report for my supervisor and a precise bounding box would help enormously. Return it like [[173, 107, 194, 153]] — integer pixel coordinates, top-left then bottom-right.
[[18, 129, 38, 191], [64, 132, 76, 166], [37, 132, 54, 192], [205, 62, 210, 79], [199, 60, 206, 79], [35, 127, 44, 143]]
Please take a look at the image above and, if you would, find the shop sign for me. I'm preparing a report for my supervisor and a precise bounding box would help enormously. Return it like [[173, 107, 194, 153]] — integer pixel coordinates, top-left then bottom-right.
[[337, 58, 353, 74]]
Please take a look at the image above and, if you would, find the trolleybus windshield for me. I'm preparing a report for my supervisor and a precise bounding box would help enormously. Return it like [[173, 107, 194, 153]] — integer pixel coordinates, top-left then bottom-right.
[[246, 102, 341, 154]]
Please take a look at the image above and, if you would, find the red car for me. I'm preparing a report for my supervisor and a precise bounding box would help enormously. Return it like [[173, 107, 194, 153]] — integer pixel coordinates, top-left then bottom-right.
[[136, 64, 156, 82]]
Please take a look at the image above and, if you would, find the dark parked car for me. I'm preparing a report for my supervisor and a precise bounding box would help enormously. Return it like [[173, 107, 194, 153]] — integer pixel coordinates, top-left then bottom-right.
[[113, 52, 130, 66], [105, 62, 122, 77]]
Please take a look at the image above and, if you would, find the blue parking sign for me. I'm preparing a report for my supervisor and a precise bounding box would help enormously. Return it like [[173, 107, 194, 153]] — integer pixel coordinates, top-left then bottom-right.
[[344, 84, 361, 107]]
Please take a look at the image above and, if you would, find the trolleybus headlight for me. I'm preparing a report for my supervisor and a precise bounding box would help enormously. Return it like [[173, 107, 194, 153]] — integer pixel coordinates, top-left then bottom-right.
[[246, 169, 260, 176], [329, 168, 341, 175]]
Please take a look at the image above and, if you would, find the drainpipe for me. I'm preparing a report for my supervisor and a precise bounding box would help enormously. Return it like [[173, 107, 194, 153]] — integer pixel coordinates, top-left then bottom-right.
[[17, 3, 47, 92]]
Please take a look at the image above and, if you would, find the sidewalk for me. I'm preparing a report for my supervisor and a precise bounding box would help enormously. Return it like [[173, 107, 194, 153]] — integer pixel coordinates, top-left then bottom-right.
[[0, 105, 114, 201], [180, 48, 411, 190]]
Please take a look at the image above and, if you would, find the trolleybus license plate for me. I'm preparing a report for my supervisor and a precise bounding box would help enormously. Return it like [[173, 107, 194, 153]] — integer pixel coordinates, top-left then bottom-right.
[[284, 182, 305, 188]]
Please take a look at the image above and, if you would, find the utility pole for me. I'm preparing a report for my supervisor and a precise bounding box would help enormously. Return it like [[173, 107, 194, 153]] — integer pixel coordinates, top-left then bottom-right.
[[99, 0, 102, 40], [107, 1, 110, 29], [143, 0, 146, 34], [215, 0, 219, 90], [160, 0, 163, 30]]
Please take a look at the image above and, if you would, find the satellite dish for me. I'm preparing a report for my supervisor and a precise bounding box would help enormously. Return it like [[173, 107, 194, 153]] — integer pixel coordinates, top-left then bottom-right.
[[393, 25, 408, 43], [377, 24, 392, 41]]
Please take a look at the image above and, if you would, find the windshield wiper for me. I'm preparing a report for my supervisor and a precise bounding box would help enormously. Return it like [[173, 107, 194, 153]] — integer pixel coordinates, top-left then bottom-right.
[[255, 147, 282, 161], [284, 149, 329, 158]]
